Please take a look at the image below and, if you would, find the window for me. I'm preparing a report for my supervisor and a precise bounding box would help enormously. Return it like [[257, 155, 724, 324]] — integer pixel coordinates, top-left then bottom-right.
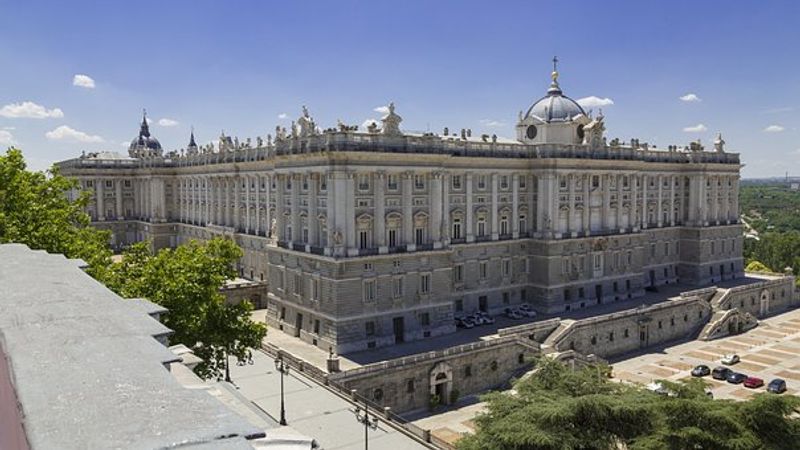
[[388, 228, 398, 247], [406, 379, 415, 393], [105, 180, 113, 188], [420, 273, 430, 294], [500, 215, 509, 235], [414, 174, 425, 190], [477, 217, 487, 237], [311, 279, 320, 301], [592, 176, 600, 188], [365, 321, 375, 336], [302, 176, 309, 191], [358, 174, 370, 191], [294, 273, 304, 296], [500, 175, 509, 189], [524, 258, 530, 273], [593, 253, 602, 271], [477, 175, 487, 190], [454, 264, 464, 283], [363, 279, 376, 302], [286, 177, 292, 190], [452, 175, 462, 189], [393, 277, 404, 297], [455, 299, 463, 312], [664, 242, 670, 256], [124, 180, 131, 187], [280, 307, 286, 320], [464, 365, 472, 377], [86, 180, 94, 188], [503, 292, 510, 304], [320, 176, 328, 191], [415, 227, 425, 245], [519, 215, 527, 234], [359, 230, 370, 249], [452, 218, 462, 239], [651, 243, 656, 257], [420, 312, 430, 326], [479, 261, 488, 279], [560, 177, 567, 189], [519, 177, 526, 189], [314, 319, 320, 334], [502, 259, 511, 277], [387, 175, 398, 190]]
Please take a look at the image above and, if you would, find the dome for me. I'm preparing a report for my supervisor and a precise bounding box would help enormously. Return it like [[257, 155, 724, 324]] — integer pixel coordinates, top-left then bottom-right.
[[523, 70, 586, 123], [128, 111, 163, 157]]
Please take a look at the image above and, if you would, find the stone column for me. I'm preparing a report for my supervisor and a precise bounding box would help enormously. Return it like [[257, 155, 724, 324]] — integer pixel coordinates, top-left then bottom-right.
[[115, 178, 123, 220], [442, 172, 450, 245], [96, 178, 105, 221], [402, 171, 414, 248], [309, 174, 319, 247], [711, 175, 719, 225], [602, 174, 611, 231], [244, 175, 250, 233], [490, 173, 499, 240], [327, 171, 339, 254], [567, 173, 575, 235], [732, 176, 740, 223], [669, 175, 676, 226], [375, 171, 386, 252], [264, 175, 271, 237], [656, 174, 664, 228], [291, 174, 301, 243], [527, 174, 535, 234], [225, 177, 233, 227], [345, 172, 356, 255], [630, 175, 638, 231], [275, 174, 285, 241], [466, 173, 474, 242], [582, 174, 590, 235], [430, 171, 443, 247], [254, 175, 261, 235], [512, 173, 519, 238], [641, 174, 648, 229]]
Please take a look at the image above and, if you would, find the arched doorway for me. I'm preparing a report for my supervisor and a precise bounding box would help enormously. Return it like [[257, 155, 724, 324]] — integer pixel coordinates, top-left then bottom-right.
[[759, 289, 770, 317], [429, 362, 453, 405]]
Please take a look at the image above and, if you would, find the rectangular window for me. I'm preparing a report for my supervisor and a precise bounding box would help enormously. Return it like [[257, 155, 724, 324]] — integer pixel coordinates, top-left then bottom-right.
[[387, 175, 398, 190], [365, 321, 375, 336], [393, 277, 404, 297], [314, 319, 320, 334], [454, 264, 464, 283], [519, 176, 526, 189], [363, 279, 376, 302], [105, 180, 113, 188], [455, 299, 463, 312], [420, 312, 430, 326], [358, 174, 370, 191], [502, 259, 511, 277], [295, 273, 304, 296], [478, 175, 487, 190], [592, 175, 600, 188], [503, 292, 510, 304], [479, 261, 488, 279], [388, 229, 398, 247], [312, 279, 320, 301], [320, 176, 327, 191], [414, 174, 425, 190], [124, 180, 131, 187], [415, 227, 424, 245], [359, 230, 369, 249], [452, 175, 462, 189], [420, 273, 430, 294], [500, 175, 509, 189]]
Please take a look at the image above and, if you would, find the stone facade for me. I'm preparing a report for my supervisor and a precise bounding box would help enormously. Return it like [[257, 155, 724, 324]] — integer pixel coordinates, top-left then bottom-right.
[[57, 67, 745, 354]]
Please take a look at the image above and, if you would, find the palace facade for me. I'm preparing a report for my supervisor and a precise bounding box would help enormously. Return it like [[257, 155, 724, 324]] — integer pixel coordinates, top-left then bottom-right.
[[57, 66, 744, 353]]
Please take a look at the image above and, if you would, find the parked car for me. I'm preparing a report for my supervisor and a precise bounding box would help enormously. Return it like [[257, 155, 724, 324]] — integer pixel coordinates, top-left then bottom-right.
[[477, 313, 495, 324], [504, 308, 522, 319], [517, 308, 537, 318], [455, 317, 475, 329], [691, 365, 711, 377], [518, 303, 535, 313], [721, 354, 740, 365], [467, 314, 487, 325], [743, 376, 764, 389], [711, 366, 732, 380], [726, 372, 747, 384], [767, 378, 787, 394]]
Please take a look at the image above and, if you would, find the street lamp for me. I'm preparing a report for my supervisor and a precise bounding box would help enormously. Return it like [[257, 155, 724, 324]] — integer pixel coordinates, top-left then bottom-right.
[[274, 354, 290, 426], [353, 395, 379, 450]]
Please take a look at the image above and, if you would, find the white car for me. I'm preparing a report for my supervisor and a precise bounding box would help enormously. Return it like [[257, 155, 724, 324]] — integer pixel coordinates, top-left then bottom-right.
[[517, 308, 537, 318], [721, 354, 740, 365], [504, 308, 523, 319]]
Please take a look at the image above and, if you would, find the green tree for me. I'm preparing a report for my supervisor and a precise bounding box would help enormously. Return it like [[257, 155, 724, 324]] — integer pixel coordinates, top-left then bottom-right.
[[0, 148, 111, 276], [458, 358, 800, 450], [744, 260, 771, 273], [101, 238, 267, 380]]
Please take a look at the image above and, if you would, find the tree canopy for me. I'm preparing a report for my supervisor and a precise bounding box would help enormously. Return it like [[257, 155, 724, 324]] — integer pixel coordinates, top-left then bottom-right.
[[100, 238, 267, 380], [0, 148, 111, 276], [458, 358, 800, 450]]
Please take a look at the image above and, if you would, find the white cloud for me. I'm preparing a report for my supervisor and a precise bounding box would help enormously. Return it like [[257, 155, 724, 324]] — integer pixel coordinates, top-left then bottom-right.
[[158, 118, 179, 127], [0, 130, 15, 146], [278, 113, 288, 119], [373, 105, 390, 114], [683, 123, 707, 132], [72, 74, 95, 89], [761, 106, 794, 114], [679, 93, 701, 102], [576, 96, 614, 108], [0, 101, 64, 119], [764, 125, 784, 133], [2, 126, 15, 130], [479, 119, 506, 127], [45, 125, 104, 143]]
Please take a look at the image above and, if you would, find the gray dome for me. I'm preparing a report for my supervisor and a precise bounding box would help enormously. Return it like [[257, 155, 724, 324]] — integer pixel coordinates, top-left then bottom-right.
[[128, 111, 163, 157], [524, 73, 586, 123]]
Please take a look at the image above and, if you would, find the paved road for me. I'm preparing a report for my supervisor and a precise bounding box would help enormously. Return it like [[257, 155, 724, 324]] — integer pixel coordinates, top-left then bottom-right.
[[228, 350, 429, 450], [611, 308, 800, 400]]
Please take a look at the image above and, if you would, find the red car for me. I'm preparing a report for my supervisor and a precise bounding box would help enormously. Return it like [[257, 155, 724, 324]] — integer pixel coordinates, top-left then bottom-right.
[[744, 376, 764, 389]]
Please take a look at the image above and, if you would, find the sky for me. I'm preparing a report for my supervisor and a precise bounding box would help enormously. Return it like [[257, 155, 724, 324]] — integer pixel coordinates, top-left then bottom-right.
[[1, 0, 798, 178]]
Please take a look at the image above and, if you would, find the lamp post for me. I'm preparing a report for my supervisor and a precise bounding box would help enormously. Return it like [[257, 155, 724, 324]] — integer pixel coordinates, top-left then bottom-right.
[[274, 354, 290, 426], [353, 395, 379, 450]]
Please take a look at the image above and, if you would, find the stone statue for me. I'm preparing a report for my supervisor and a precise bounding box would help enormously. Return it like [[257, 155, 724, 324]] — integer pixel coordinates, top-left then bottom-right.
[[381, 102, 403, 136], [256, 136, 263, 147], [333, 228, 343, 245], [269, 218, 277, 238], [297, 106, 315, 137]]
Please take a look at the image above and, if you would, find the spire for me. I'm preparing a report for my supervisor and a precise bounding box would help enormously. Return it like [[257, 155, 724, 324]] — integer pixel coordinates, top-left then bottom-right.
[[547, 56, 562, 96], [139, 108, 151, 137], [188, 126, 197, 148]]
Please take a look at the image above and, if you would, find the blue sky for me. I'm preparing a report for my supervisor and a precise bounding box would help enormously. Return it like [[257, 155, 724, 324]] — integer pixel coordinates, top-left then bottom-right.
[[1, 0, 798, 177]]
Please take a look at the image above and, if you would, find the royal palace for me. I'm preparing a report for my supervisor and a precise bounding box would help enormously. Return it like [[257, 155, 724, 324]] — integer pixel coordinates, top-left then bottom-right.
[[57, 66, 744, 353]]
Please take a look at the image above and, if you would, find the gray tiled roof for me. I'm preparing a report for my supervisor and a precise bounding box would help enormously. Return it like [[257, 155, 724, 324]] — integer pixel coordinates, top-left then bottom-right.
[[0, 244, 263, 449]]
